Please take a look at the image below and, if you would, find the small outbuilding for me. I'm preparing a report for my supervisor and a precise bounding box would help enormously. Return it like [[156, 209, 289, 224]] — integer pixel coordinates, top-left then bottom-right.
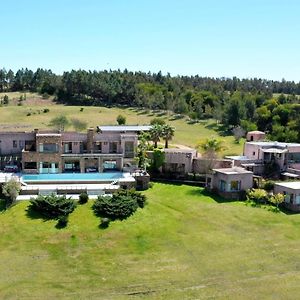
[[246, 131, 266, 142], [209, 167, 253, 199], [274, 182, 300, 212]]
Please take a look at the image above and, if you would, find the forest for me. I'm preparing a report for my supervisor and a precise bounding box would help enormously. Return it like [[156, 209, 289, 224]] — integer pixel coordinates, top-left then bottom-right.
[[0, 67, 300, 142]]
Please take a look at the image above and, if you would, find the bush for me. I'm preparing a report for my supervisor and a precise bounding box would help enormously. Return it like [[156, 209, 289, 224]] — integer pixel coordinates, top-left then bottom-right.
[[100, 217, 110, 228], [80, 107, 84, 112], [42, 93, 50, 99], [246, 189, 268, 204], [187, 173, 195, 180], [92, 189, 146, 221], [263, 180, 275, 192], [79, 192, 89, 204], [29, 194, 76, 219], [150, 117, 166, 126], [2, 178, 21, 208], [43, 108, 50, 113], [116, 114, 126, 125], [26, 112, 31, 116], [57, 215, 69, 228]]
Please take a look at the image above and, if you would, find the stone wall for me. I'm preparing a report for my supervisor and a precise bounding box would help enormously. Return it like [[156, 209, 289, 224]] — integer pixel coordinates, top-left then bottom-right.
[[192, 158, 232, 174]]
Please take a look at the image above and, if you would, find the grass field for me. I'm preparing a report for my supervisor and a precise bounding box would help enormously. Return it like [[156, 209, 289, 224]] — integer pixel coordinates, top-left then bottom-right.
[[0, 92, 243, 156], [1, 183, 300, 299]]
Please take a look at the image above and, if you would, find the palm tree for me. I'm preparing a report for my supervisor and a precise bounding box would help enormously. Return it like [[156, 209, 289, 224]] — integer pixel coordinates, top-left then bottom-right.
[[162, 124, 175, 148], [149, 124, 163, 148], [197, 137, 224, 159], [196, 137, 225, 186]]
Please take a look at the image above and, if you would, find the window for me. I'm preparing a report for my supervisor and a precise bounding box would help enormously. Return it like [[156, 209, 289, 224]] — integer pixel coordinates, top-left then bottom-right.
[[124, 141, 134, 158], [39, 143, 58, 153], [24, 162, 37, 169], [103, 160, 117, 170], [252, 152, 255, 156], [39, 162, 59, 173], [94, 142, 102, 153], [80, 142, 87, 153], [288, 153, 300, 163], [230, 180, 241, 191], [25, 140, 35, 151], [63, 142, 72, 153], [13, 140, 17, 148], [109, 142, 118, 153], [219, 180, 226, 192], [19, 140, 24, 148]]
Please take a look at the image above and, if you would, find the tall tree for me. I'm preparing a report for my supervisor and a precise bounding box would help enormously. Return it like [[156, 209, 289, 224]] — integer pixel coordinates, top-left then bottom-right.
[[162, 124, 175, 148]]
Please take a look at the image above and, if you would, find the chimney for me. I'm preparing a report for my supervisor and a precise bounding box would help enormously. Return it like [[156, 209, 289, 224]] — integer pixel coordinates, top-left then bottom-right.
[[87, 128, 94, 153]]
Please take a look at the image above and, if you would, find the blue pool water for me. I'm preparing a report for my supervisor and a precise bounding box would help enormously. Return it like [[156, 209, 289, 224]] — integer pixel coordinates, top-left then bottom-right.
[[22, 172, 125, 182]]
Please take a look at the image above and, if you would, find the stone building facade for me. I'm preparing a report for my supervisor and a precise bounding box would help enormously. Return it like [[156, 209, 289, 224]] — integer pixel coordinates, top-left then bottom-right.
[[0, 126, 151, 174]]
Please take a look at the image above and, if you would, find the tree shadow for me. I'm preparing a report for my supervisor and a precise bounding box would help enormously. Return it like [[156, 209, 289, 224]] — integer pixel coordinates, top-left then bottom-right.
[[0, 200, 7, 212], [137, 110, 149, 115], [26, 206, 49, 221], [204, 122, 232, 137], [278, 205, 300, 215], [186, 188, 240, 203]]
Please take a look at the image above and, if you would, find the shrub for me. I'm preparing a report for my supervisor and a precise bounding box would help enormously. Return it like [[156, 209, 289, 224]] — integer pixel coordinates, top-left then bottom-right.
[[79, 192, 89, 204], [2, 178, 21, 207], [29, 194, 76, 219], [57, 215, 69, 228], [263, 180, 275, 192], [269, 193, 284, 209], [92, 189, 146, 221], [116, 114, 126, 125], [26, 112, 31, 116], [100, 217, 110, 228], [150, 117, 166, 126], [3, 95, 9, 105], [80, 107, 84, 112], [42, 93, 50, 99], [43, 108, 50, 113], [246, 189, 268, 204], [187, 173, 195, 180]]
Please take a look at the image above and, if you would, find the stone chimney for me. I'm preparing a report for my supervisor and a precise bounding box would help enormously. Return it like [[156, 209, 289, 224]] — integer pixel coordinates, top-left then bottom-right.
[[87, 128, 95, 153]]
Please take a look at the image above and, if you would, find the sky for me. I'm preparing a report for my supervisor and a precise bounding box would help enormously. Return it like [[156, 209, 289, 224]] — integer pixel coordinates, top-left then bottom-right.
[[1, 0, 300, 81]]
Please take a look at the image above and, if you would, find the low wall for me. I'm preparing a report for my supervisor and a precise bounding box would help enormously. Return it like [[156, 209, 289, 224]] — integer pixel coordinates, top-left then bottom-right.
[[192, 158, 232, 174]]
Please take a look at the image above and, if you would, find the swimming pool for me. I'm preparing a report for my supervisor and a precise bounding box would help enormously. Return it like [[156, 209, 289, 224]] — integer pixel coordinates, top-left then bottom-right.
[[22, 172, 125, 182]]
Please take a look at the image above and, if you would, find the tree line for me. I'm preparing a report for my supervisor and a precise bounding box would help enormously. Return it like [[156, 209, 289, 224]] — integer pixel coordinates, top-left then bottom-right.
[[1, 67, 300, 142]]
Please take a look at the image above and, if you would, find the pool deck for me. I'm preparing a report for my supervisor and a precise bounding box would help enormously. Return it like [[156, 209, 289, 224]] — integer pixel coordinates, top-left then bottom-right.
[[17, 194, 104, 201], [22, 183, 120, 192]]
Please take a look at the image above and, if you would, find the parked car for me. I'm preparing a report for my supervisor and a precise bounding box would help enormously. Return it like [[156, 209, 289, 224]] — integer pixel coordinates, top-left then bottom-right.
[[4, 165, 19, 172]]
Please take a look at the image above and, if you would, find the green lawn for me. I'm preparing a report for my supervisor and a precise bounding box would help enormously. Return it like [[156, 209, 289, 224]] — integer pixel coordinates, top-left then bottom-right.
[[0, 92, 243, 156], [1, 183, 300, 299]]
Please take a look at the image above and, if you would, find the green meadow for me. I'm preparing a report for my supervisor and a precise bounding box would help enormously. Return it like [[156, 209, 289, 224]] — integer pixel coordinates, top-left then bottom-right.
[[1, 183, 300, 299]]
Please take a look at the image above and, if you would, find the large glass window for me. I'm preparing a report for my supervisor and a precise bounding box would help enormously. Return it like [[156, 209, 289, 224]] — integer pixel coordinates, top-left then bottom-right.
[[103, 160, 117, 170], [39, 162, 59, 173], [39, 143, 58, 153], [63, 142, 72, 153], [80, 142, 87, 153], [24, 162, 37, 169], [124, 141, 134, 158], [288, 153, 300, 163], [109, 142, 118, 154]]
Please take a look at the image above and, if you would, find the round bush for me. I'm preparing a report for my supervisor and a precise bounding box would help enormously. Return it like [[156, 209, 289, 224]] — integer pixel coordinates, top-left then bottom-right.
[[79, 192, 89, 204]]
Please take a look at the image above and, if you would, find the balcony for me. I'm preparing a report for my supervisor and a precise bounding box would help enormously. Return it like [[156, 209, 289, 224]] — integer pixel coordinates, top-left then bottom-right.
[[124, 151, 135, 158]]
